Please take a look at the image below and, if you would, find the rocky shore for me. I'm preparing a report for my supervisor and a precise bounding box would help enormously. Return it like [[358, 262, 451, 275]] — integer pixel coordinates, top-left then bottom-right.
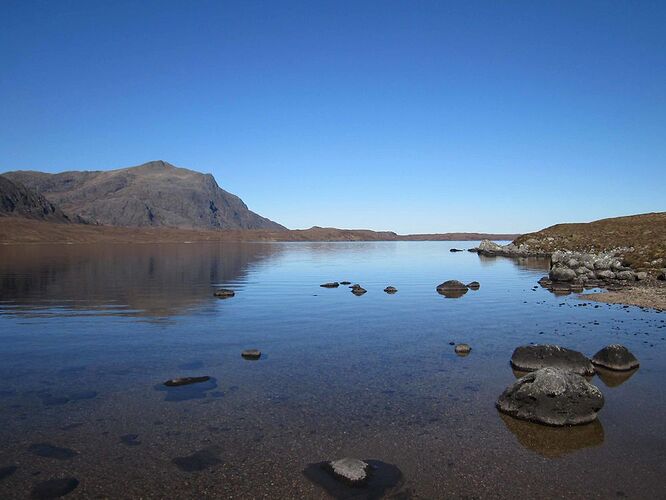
[[471, 237, 666, 311]]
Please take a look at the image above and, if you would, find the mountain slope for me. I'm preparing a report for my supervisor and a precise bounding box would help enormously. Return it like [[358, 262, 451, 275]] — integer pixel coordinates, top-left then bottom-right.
[[3, 161, 285, 230], [0, 176, 72, 222]]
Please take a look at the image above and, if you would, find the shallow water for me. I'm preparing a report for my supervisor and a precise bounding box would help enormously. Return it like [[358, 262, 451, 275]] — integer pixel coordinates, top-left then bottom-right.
[[0, 242, 664, 498]]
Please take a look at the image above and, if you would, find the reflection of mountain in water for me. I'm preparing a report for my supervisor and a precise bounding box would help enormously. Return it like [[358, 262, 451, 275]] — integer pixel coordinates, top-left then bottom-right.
[[0, 243, 282, 317], [499, 413, 604, 458]]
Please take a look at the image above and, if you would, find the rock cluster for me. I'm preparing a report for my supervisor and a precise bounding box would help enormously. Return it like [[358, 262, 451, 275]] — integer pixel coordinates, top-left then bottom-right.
[[473, 239, 547, 258], [547, 250, 641, 285]]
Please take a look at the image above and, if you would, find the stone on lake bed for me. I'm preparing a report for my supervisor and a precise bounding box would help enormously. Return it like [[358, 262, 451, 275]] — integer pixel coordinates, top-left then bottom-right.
[[31, 477, 79, 499], [466, 281, 480, 290], [455, 344, 471, 355], [591, 344, 639, 371], [164, 376, 211, 387], [320, 282, 340, 288], [496, 367, 604, 426], [241, 349, 261, 360], [213, 289, 235, 298], [384, 286, 398, 294], [326, 458, 369, 484], [510, 344, 595, 376]]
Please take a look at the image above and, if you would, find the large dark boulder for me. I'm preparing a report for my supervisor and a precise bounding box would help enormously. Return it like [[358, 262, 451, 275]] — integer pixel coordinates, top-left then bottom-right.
[[496, 368, 604, 426], [591, 344, 639, 371], [436, 280, 468, 291], [511, 344, 594, 376]]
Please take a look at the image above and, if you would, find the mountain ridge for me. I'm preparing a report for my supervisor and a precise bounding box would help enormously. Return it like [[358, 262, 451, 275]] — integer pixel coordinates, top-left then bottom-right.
[[2, 160, 285, 230]]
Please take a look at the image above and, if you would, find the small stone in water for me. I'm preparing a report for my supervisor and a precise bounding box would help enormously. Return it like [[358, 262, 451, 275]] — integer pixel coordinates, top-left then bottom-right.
[[213, 289, 235, 298], [164, 376, 211, 387], [455, 344, 472, 355], [384, 286, 398, 294], [241, 349, 261, 360], [320, 282, 340, 288], [327, 458, 369, 484]]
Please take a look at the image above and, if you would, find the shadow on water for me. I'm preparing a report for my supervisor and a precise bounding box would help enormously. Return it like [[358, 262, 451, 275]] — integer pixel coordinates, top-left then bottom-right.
[[499, 413, 605, 458], [0, 243, 283, 318]]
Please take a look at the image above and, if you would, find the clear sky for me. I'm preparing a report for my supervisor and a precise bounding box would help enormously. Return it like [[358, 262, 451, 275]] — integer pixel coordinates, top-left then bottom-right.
[[1, 0, 665, 233]]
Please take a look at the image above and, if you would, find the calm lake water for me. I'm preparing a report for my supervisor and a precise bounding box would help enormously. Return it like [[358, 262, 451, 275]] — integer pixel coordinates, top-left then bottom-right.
[[0, 242, 664, 499]]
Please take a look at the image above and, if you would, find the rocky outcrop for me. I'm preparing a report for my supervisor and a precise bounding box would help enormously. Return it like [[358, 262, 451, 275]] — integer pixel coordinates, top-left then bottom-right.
[[591, 345, 639, 371], [0, 176, 73, 222], [510, 345, 594, 376], [496, 368, 604, 426], [473, 239, 549, 258]]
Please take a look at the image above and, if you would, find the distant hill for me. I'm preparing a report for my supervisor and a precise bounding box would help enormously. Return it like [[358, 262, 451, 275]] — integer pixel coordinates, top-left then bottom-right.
[[0, 176, 72, 223], [3, 160, 285, 230], [513, 212, 666, 268]]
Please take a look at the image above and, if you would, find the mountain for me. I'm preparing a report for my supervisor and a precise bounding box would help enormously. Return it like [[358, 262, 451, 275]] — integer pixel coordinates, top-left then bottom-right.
[[0, 175, 72, 222], [3, 160, 285, 230]]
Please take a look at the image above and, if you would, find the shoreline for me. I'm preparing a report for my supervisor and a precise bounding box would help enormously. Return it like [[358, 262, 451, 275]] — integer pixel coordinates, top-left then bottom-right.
[[580, 281, 666, 311], [0, 217, 518, 245]]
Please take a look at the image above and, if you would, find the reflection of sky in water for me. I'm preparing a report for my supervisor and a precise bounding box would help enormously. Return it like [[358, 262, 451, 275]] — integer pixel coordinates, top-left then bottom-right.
[[0, 242, 664, 498]]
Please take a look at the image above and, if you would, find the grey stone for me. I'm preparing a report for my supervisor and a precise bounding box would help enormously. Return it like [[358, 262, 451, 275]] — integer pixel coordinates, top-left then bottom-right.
[[320, 282, 339, 288], [595, 270, 615, 280], [510, 344, 594, 376], [351, 286, 367, 296], [636, 272, 648, 281], [496, 368, 604, 426], [383, 286, 398, 294], [466, 281, 480, 290], [327, 458, 369, 484], [615, 270, 636, 281], [549, 265, 577, 282], [591, 344, 639, 371], [213, 289, 235, 298]]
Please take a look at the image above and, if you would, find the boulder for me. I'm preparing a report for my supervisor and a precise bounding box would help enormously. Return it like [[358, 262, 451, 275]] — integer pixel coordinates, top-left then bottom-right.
[[320, 282, 339, 288], [615, 270, 636, 281], [213, 289, 235, 298], [466, 281, 480, 290], [636, 272, 648, 281], [436, 280, 468, 291], [510, 345, 594, 376], [496, 368, 604, 426], [591, 344, 639, 371], [549, 265, 577, 282], [383, 286, 398, 294], [595, 270, 615, 280], [351, 287, 367, 296], [478, 240, 504, 253], [340, 281, 351, 285]]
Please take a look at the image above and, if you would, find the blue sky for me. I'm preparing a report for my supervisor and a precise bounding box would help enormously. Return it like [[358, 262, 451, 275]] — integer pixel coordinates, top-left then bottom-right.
[[1, 0, 664, 233]]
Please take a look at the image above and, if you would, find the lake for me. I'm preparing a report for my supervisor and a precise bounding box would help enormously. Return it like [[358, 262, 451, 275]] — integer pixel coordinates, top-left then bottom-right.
[[0, 242, 664, 498]]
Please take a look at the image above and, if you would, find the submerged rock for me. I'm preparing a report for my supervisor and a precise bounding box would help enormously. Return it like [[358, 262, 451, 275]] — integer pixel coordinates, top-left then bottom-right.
[[591, 344, 639, 371], [304, 459, 404, 499], [510, 344, 594, 376], [213, 289, 235, 298], [172, 446, 222, 472], [31, 478, 79, 499], [164, 376, 211, 387], [351, 287, 367, 296], [466, 281, 480, 290], [28, 443, 78, 460], [454, 344, 472, 355], [320, 282, 340, 288], [340, 281, 352, 285], [496, 368, 604, 426], [327, 458, 369, 484], [241, 349, 262, 360], [383, 286, 398, 294]]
